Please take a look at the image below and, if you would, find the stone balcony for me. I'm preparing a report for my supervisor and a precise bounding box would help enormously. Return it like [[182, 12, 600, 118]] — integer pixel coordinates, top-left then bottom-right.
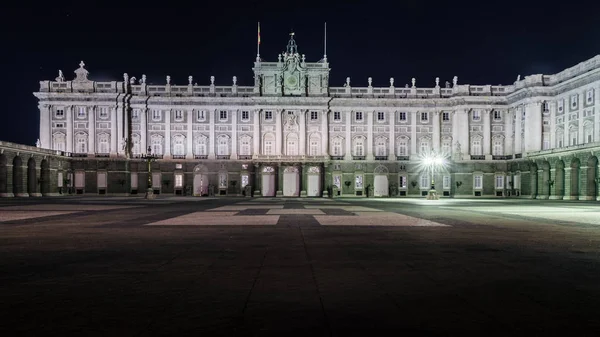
[[253, 155, 330, 162]]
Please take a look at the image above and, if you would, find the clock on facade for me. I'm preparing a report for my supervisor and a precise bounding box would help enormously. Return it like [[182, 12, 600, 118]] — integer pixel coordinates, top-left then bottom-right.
[[285, 75, 297, 87]]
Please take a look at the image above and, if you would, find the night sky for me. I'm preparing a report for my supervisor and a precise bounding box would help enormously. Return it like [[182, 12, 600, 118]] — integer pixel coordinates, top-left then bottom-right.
[[3, 0, 600, 146]]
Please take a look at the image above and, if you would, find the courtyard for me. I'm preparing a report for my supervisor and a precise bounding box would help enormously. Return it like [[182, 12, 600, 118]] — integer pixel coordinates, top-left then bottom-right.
[[1, 196, 600, 336]]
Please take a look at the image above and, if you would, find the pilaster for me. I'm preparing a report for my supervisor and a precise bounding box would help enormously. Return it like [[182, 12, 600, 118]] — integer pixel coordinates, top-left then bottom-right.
[[483, 110, 491, 156], [515, 106, 522, 155], [208, 109, 215, 159], [367, 111, 374, 160], [116, 104, 124, 155], [231, 109, 238, 159], [456, 109, 469, 158], [186, 110, 192, 159], [388, 111, 395, 160], [300, 110, 307, 156], [524, 102, 542, 153], [275, 109, 283, 155], [549, 101, 557, 148], [344, 111, 351, 160], [253, 110, 260, 156], [111, 106, 117, 154], [578, 94, 585, 144], [504, 110, 513, 155], [88, 106, 96, 154], [549, 168, 557, 199], [39, 104, 50, 149], [164, 109, 171, 158], [432, 111, 441, 153], [321, 110, 329, 156], [66, 105, 73, 153], [595, 85, 600, 142]]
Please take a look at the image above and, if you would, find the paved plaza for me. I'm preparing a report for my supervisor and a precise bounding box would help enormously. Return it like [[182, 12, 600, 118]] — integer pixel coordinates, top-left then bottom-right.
[[1, 196, 600, 336]]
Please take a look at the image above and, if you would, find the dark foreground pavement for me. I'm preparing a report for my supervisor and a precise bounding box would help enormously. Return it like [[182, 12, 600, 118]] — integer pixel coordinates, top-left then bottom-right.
[[1, 196, 600, 336]]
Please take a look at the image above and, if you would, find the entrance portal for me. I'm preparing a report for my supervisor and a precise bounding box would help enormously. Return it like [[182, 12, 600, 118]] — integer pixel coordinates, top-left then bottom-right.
[[261, 166, 276, 197], [283, 166, 300, 197], [306, 166, 321, 197]]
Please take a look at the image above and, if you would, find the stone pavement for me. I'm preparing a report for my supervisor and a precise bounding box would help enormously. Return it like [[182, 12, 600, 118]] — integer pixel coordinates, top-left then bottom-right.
[[1, 196, 600, 336]]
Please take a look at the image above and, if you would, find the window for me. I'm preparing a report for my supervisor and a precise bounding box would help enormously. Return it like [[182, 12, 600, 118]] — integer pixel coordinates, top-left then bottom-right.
[[375, 138, 386, 156], [194, 137, 207, 155], [442, 112, 450, 121], [217, 137, 229, 155], [420, 140, 430, 154], [472, 110, 481, 121], [240, 136, 251, 155], [355, 111, 363, 121], [55, 123, 64, 128], [493, 110, 502, 121], [174, 110, 183, 121], [172, 135, 185, 155], [399, 176, 407, 188], [354, 138, 364, 156], [570, 130, 578, 146], [77, 107, 86, 118], [587, 89, 594, 104], [542, 102, 549, 112], [311, 111, 318, 120], [472, 139, 482, 155], [175, 174, 183, 188], [570, 95, 578, 109], [309, 136, 320, 156], [584, 127, 593, 143], [334, 111, 341, 121], [332, 138, 343, 156], [241, 111, 249, 120], [241, 175, 249, 188], [377, 112, 385, 121], [151, 135, 163, 155], [219, 110, 228, 120], [131, 109, 139, 120], [97, 133, 110, 154], [399, 112, 407, 121], [420, 112, 428, 122], [557, 100, 564, 113], [99, 107, 109, 118], [495, 175, 504, 189], [152, 110, 161, 121], [132, 135, 140, 155], [286, 136, 298, 156], [55, 108, 64, 117], [474, 175, 483, 189], [420, 174, 430, 189], [197, 110, 206, 121], [75, 133, 87, 153], [52, 133, 66, 152], [442, 140, 451, 155], [264, 140, 273, 155], [397, 138, 408, 156], [265, 111, 273, 120], [442, 176, 451, 190], [492, 139, 503, 155]]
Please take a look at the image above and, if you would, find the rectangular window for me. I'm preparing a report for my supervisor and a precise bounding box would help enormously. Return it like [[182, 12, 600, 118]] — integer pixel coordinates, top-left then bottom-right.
[[265, 111, 273, 120], [557, 100, 564, 113], [152, 110, 161, 121], [219, 110, 228, 120], [355, 111, 363, 121], [377, 112, 385, 121], [311, 111, 318, 120], [78, 107, 86, 117], [399, 176, 407, 189], [131, 109, 139, 119], [174, 110, 183, 121], [474, 175, 483, 189], [587, 89, 594, 104], [420, 112, 428, 122], [493, 110, 502, 121], [196, 110, 205, 121], [55, 109, 64, 117], [241, 111, 249, 120], [99, 107, 108, 118], [495, 175, 504, 189], [420, 174, 430, 189], [399, 112, 407, 121], [472, 110, 481, 121], [175, 174, 183, 188], [334, 111, 341, 121], [571, 95, 578, 109], [443, 176, 451, 190], [442, 112, 450, 121]]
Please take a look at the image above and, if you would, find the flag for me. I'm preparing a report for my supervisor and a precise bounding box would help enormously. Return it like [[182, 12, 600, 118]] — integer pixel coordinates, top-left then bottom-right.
[[258, 22, 261, 45]]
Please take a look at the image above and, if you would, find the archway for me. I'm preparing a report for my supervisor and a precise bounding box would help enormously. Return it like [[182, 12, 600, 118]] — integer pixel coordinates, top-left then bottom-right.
[[192, 164, 209, 196], [0, 154, 7, 196], [373, 165, 389, 197], [40, 159, 50, 196], [282, 166, 300, 197], [570, 158, 580, 199], [12, 156, 23, 196], [587, 156, 598, 200], [261, 166, 276, 197], [306, 166, 321, 197], [554, 160, 565, 200], [27, 157, 37, 196]]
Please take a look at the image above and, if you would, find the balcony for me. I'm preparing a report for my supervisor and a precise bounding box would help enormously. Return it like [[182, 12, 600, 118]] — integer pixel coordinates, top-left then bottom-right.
[[216, 155, 231, 160], [492, 155, 513, 160], [72, 153, 88, 158], [352, 156, 366, 160], [515, 153, 522, 159], [396, 156, 410, 161], [172, 155, 186, 159], [375, 156, 388, 161], [238, 155, 252, 160], [330, 156, 344, 160], [95, 153, 110, 158], [470, 155, 485, 160], [194, 155, 208, 159]]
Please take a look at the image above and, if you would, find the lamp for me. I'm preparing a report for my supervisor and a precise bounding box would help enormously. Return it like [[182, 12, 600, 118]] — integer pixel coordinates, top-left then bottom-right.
[[141, 146, 158, 199]]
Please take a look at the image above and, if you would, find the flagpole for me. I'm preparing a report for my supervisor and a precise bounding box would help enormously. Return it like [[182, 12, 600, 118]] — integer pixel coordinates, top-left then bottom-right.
[[324, 22, 327, 61], [257, 22, 261, 60]]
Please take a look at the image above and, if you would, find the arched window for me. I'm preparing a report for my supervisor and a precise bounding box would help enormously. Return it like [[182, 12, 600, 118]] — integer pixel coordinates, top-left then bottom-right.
[[396, 137, 409, 156], [239, 136, 252, 156], [75, 133, 88, 153], [286, 134, 298, 156], [471, 137, 482, 156], [441, 137, 452, 156], [419, 138, 430, 155], [97, 133, 110, 154], [331, 137, 343, 156], [584, 122, 594, 143], [569, 126, 578, 146], [375, 137, 387, 156], [309, 134, 320, 156], [52, 133, 66, 152], [150, 135, 163, 155], [217, 136, 229, 156], [131, 134, 140, 155], [172, 134, 185, 155], [263, 133, 274, 155], [353, 137, 365, 156], [194, 136, 207, 156], [492, 137, 504, 156]]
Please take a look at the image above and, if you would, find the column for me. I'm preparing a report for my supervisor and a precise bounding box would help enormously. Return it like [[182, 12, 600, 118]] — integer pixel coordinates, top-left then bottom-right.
[[549, 101, 557, 148], [595, 84, 600, 142], [111, 106, 117, 154], [432, 111, 441, 153], [186, 109, 193, 159], [549, 168, 557, 199], [123, 103, 129, 149], [116, 104, 124, 155], [344, 110, 352, 160], [410, 111, 417, 155], [563, 105, 569, 147], [483, 110, 491, 156], [367, 110, 374, 160], [141, 108, 147, 155], [253, 110, 260, 156], [275, 109, 282, 155], [504, 110, 513, 156], [231, 109, 238, 159], [524, 102, 542, 153], [208, 109, 215, 159], [300, 110, 307, 155], [515, 106, 522, 155], [578, 94, 585, 144], [321, 110, 329, 156], [253, 163, 261, 195], [164, 109, 171, 158], [457, 109, 469, 158], [388, 111, 395, 160], [39, 104, 50, 149], [66, 105, 73, 153], [88, 106, 96, 154]]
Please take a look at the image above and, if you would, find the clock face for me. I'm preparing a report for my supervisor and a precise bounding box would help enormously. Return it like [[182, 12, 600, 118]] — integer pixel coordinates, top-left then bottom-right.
[[285, 75, 297, 87]]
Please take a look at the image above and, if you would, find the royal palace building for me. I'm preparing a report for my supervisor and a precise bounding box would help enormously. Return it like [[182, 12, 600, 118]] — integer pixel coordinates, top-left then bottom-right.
[[0, 34, 599, 199]]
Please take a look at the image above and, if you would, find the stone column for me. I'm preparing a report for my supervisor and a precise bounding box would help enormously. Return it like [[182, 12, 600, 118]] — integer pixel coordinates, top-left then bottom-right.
[[39, 104, 51, 149], [164, 109, 171, 158], [536, 168, 546, 199], [123, 103, 129, 152], [524, 102, 542, 153], [141, 108, 148, 155], [388, 111, 395, 160], [344, 111, 352, 160], [300, 110, 307, 155], [515, 106, 523, 155], [253, 110, 260, 156], [88, 106, 96, 154], [111, 106, 118, 154], [595, 86, 600, 142], [276, 110, 283, 155], [549, 101, 557, 148], [578, 94, 585, 144], [432, 110, 441, 153], [563, 167, 572, 200], [208, 109, 215, 159], [410, 111, 417, 155], [504, 110, 513, 156], [66, 105, 73, 153], [549, 168, 557, 199], [116, 104, 124, 155], [231, 109, 238, 160], [253, 163, 261, 196], [483, 110, 491, 157], [322, 110, 329, 156], [455, 109, 469, 159], [367, 110, 374, 160], [186, 109, 193, 159]]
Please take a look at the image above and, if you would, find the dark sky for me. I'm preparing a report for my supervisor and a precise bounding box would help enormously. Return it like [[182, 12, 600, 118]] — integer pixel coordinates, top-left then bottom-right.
[[2, 0, 600, 145]]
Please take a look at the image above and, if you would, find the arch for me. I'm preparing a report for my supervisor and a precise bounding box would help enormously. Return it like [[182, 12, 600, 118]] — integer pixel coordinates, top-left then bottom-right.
[[0, 154, 7, 196], [97, 132, 111, 154], [193, 164, 208, 174], [570, 157, 581, 198], [27, 157, 36, 195], [396, 135, 410, 156], [330, 136, 344, 157], [374, 136, 388, 157], [540, 160, 551, 198], [554, 160, 565, 199], [284, 166, 299, 173], [150, 134, 164, 155], [308, 133, 321, 156], [239, 135, 252, 156], [131, 134, 141, 155], [587, 156, 598, 199], [12, 156, 23, 196], [172, 134, 186, 156], [52, 132, 66, 152], [263, 132, 275, 155], [285, 133, 299, 156], [374, 165, 389, 174], [74, 132, 88, 154], [40, 159, 50, 195], [194, 135, 208, 156]]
